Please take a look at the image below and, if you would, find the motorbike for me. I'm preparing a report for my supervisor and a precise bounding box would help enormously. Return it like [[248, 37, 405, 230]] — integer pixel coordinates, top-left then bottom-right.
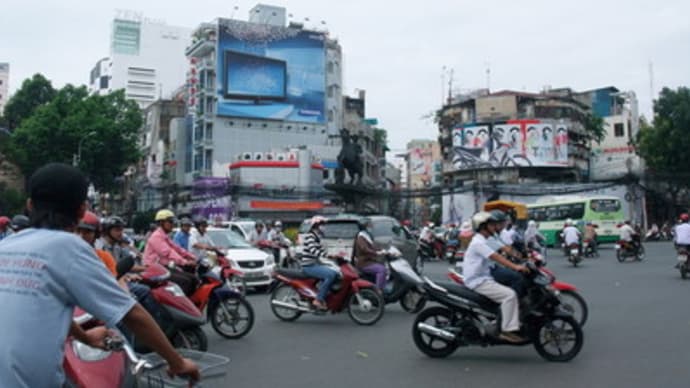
[[615, 239, 645, 262], [359, 247, 427, 313], [412, 261, 584, 362], [139, 263, 208, 351], [257, 239, 299, 269], [191, 256, 255, 339], [677, 245, 689, 279], [567, 243, 582, 267], [446, 249, 588, 327], [418, 237, 437, 262], [269, 255, 385, 325], [582, 239, 599, 258]]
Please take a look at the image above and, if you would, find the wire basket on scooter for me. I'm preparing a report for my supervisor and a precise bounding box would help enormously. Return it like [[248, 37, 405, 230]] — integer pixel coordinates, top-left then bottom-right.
[[138, 349, 229, 388]]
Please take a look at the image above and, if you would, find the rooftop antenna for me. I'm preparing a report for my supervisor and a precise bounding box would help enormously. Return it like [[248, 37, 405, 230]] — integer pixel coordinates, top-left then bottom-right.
[[648, 60, 655, 116], [441, 66, 447, 105], [447, 68, 454, 103], [485, 61, 491, 92]]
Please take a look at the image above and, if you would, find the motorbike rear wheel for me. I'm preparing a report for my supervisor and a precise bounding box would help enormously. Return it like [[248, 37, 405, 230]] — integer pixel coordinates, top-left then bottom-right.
[[681, 266, 688, 279], [400, 289, 426, 314], [270, 284, 303, 322], [347, 287, 385, 325], [558, 290, 588, 327], [636, 245, 645, 261], [412, 306, 459, 358], [532, 315, 583, 362], [172, 327, 208, 351], [210, 296, 254, 339]]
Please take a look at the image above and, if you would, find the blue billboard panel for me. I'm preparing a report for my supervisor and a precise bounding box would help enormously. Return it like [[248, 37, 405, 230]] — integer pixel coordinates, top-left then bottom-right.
[[217, 19, 326, 123]]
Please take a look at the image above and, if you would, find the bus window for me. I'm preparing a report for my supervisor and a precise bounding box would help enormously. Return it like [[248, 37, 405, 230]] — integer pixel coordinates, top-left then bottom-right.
[[590, 199, 620, 213]]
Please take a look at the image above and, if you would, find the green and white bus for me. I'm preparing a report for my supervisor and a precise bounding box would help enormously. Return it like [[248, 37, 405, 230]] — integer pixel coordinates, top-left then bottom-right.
[[527, 196, 625, 246]]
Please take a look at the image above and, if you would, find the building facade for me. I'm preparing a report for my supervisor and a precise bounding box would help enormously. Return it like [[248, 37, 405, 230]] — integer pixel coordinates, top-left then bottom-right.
[[0, 63, 9, 115], [89, 12, 191, 108]]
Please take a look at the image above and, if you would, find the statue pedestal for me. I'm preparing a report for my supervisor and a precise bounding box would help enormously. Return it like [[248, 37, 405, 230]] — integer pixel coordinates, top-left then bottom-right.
[[325, 183, 383, 214]]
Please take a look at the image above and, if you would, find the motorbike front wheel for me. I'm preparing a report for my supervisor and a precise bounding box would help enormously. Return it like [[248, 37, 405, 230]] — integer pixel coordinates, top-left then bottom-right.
[[348, 288, 385, 325], [636, 245, 646, 261], [270, 284, 303, 322], [558, 290, 588, 327], [412, 306, 459, 358], [210, 296, 254, 339], [616, 250, 625, 263], [400, 288, 426, 313], [172, 327, 208, 351], [532, 315, 583, 362], [226, 275, 248, 296]]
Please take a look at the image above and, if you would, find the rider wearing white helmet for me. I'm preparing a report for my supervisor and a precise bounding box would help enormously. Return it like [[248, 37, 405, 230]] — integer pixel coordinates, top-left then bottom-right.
[[463, 211, 530, 343], [300, 216, 337, 310]]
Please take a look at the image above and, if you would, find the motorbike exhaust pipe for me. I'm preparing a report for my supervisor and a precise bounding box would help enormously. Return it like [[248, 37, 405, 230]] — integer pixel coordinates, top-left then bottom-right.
[[417, 323, 456, 341], [271, 299, 312, 313]]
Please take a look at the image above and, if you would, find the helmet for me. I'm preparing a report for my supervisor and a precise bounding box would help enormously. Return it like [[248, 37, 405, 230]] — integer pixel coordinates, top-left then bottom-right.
[[0, 216, 11, 227], [102, 216, 126, 231], [310, 216, 327, 228], [78, 211, 101, 232], [472, 211, 493, 232], [154, 209, 176, 222], [10, 215, 30, 231], [358, 217, 371, 229], [427, 222, 435, 228], [193, 216, 208, 227], [489, 210, 507, 223], [528, 220, 536, 227], [274, 221, 282, 227], [180, 217, 193, 226], [680, 213, 689, 222], [565, 218, 573, 226]]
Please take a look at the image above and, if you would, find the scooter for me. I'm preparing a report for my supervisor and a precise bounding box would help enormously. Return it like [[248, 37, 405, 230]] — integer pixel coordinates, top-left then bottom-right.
[[413, 262, 584, 362], [567, 244, 582, 267], [676, 245, 689, 279], [582, 239, 599, 258], [615, 238, 645, 262], [269, 255, 385, 325], [359, 247, 427, 313], [139, 264, 208, 351]]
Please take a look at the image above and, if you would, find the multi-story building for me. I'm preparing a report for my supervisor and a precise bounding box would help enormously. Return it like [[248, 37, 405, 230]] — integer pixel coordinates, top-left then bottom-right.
[[89, 11, 191, 108], [0, 63, 9, 115], [402, 139, 442, 225]]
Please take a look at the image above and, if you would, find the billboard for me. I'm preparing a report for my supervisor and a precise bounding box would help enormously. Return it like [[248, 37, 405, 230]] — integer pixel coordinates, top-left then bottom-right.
[[217, 19, 326, 123], [450, 120, 568, 171]]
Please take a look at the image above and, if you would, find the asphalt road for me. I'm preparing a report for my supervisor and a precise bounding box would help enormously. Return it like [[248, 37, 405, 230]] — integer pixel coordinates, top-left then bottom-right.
[[203, 242, 689, 388]]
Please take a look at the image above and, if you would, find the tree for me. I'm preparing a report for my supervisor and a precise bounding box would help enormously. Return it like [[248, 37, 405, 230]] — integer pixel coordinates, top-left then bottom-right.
[[2, 74, 56, 130], [638, 86, 690, 217], [583, 113, 606, 144], [8, 86, 142, 191]]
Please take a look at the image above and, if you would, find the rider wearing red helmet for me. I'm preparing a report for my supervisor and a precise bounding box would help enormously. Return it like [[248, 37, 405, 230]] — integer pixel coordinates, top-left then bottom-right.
[[0, 216, 11, 240], [675, 213, 690, 248], [76, 211, 118, 277]]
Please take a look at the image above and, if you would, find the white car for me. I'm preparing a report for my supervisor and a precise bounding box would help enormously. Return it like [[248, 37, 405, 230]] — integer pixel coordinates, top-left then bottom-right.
[[206, 227, 275, 291], [216, 220, 255, 241]]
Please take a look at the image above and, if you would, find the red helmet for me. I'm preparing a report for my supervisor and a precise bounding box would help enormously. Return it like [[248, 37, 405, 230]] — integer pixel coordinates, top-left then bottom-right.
[[0, 216, 10, 227], [78, 211, 100, 232], [680, 213, 689, 222]]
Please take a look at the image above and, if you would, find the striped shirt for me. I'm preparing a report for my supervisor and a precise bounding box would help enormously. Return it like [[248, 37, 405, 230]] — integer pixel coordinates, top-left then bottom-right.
[[301, 231, 326, 266]]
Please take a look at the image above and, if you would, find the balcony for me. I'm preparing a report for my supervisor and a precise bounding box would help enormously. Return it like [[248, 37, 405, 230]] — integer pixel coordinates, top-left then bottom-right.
[[186, 38, 215, 58], [198, 57, 216, 72]]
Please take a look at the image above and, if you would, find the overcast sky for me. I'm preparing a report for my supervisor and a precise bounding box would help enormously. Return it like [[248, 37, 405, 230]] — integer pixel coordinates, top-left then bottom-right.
[[2, 0, 689, 150]]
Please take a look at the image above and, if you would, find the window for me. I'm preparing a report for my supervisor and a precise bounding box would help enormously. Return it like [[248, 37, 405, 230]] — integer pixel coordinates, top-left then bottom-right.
[[614, 123, 625, 137], [372, 220, 396, 238], [112, 20, 141, 55], [590, 199, 620, 213]]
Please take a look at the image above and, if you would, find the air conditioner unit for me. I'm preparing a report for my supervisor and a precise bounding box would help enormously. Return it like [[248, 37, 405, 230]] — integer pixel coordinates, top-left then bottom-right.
[[254, 152, 264, 161], [242, 152, 252, 161], [276, 153, 286, 161]]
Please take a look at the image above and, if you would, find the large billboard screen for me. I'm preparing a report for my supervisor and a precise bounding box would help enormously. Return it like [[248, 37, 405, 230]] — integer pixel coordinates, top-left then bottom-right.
[[217, 19, 326, 123], [450, 120, 568, 171]]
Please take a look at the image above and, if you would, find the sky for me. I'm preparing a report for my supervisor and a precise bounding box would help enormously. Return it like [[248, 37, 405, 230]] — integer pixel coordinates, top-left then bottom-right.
[[2, 0, 690, 151]]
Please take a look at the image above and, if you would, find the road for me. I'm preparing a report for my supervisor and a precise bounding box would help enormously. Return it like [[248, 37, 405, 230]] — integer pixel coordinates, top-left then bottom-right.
[[204, 242, 689, 388]]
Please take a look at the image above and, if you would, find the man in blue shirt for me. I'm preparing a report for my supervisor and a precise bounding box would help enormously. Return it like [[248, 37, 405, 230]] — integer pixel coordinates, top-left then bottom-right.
[[0, 163, 199, 387], [173, 217, 193, 250]]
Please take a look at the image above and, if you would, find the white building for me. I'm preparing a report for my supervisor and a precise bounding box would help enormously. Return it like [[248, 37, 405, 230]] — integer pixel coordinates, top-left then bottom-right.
[[0, 63, 9, 115], [89, 12, 191, 108]]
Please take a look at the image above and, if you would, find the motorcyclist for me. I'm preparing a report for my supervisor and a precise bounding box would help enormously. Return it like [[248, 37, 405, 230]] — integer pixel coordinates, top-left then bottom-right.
[[267, 220, 291, 264], [300, 216, 338, 310], [173, 217, 194, 250], [583, 222, 598, 254], [0, 216, 11, 240], [486, 210, 526, 297], [618, 220, 638, 251], [189, 216, 218, 259], [524, 220, 545, 253], [562, 219, 582, 257], [353, 218, 387, 290], [143, 209, 198, 296], [0, 163, 199, 386], [463, 211, 529, 343], [10, 214, 30, 233], [248, 221, 267, 246], [76, 211, 118, 278], [673, 213, 690, 248]]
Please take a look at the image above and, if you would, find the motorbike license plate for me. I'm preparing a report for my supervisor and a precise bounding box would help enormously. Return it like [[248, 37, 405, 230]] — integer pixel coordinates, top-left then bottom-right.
[[570, 249, 579, 255], [614, 244, 621, 250], [678, 255, 688, 263]]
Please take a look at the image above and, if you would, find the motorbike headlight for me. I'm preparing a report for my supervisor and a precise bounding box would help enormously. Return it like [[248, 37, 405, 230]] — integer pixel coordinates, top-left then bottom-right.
[[72, 340, 111, 362], [164, 284, 186, 297], [265, 255, 275, 266]]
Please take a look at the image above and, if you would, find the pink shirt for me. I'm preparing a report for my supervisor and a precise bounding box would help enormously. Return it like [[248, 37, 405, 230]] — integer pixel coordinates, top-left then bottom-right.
[[143, 228, 195, 267]]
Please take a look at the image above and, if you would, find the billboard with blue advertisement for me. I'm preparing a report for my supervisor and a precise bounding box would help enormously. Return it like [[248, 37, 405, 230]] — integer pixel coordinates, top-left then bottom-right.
[[217, 19, 326, 123]]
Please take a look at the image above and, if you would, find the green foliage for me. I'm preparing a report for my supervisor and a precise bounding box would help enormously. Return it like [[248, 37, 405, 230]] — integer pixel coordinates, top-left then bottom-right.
[[131, 209, 157, 234], [638, 87, 690, 175], [583, 113, 606, 144], [373, 128, 390, 152], [0, 183, 25, 216], [7, 84, 142, 191], [2, 74, 56, 130], [283, 226, 299, 243]]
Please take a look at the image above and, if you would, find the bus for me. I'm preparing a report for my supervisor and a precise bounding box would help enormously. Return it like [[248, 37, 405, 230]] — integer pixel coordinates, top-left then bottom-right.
[[527, 196, 625, 246]]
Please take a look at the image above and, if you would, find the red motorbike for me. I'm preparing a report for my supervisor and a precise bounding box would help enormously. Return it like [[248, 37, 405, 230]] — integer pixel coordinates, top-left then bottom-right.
[[447, 251, 588, 327], [269, 256, 385, 325], [189, 256, 254, 339]]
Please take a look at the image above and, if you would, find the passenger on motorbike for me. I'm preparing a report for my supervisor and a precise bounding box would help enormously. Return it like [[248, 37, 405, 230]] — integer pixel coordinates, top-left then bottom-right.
[[173, 217, 193, 250], [463, 211, 529, 343], [486, 210, 526, 297], [0, 163, 199, 387], [354, 218, 387, 290], [301, 216, 339, 310], [143, 209, 199, 295]]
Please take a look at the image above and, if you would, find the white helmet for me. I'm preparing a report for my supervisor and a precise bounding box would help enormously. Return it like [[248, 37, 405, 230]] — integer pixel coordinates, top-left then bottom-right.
[[471, 211, 493, 232], [274, 221, 282, 227], [565, 218, 573, 226], [528, 220, 536, 227]]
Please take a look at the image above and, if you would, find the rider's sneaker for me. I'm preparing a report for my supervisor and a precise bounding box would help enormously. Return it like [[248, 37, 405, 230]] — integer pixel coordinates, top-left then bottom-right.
[[499, 331, 526, 343]]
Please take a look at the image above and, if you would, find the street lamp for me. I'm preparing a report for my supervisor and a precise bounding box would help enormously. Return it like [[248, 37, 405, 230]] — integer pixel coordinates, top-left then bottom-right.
[[72, 131, 97, 167]]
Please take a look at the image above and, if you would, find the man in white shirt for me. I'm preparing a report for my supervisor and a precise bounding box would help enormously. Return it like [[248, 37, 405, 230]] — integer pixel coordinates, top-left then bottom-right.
[[463, 211, 529, 343], [248, 222, 267, 246], [674, 213, 690, 245], [562, 220, 581, 247], [500, 222, 516, 246], [189, 217, 217, 259], [618, 221, 636, 243]]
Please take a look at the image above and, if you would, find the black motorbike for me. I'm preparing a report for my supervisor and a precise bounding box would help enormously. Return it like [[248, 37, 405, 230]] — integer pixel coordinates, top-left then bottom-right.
[[412, 261, 584, 362], [677, 245, 689, 279], [360, 247, 427, 313]]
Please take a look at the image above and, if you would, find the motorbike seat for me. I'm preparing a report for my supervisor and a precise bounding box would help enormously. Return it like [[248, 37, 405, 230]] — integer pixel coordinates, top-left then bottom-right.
[[437, 281, 499, 312], [275, 268, 312, 280]]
